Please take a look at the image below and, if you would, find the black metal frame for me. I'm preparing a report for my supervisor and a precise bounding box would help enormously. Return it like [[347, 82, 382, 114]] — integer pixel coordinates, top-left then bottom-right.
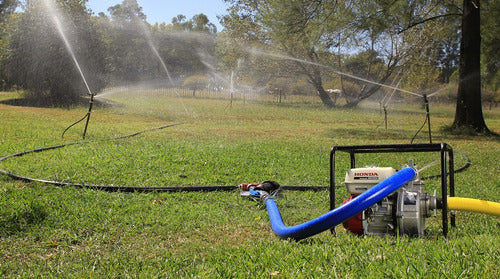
[[330, 143, 455, 236]]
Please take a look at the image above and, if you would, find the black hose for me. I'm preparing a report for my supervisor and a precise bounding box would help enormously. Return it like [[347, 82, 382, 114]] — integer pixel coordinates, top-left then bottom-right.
[[61, 113, 89, 138], [0, 123, 471, 193], [411, 94, 432, 144], [410, 112, 429, 144], [62, 93, 95, 139], [421, 150, 471, 180], [0, 123, 328, 193]]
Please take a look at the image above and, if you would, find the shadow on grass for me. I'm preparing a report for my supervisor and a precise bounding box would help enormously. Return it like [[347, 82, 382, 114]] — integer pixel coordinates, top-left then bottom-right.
[[0, 199, 48, 236], [327, 127, 410, 141], [0, 96, 115, 109], [440, 125, 500, 142]]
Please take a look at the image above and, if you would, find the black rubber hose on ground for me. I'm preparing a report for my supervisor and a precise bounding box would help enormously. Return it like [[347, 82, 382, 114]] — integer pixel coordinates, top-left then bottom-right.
[[0, 123, 327, 193], [0, 123, 471, 193], [421, 150, 471, 180]]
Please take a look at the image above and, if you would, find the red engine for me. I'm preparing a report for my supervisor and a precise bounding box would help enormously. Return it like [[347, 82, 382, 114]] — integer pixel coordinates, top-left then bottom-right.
[[342, 195, 363, 235]]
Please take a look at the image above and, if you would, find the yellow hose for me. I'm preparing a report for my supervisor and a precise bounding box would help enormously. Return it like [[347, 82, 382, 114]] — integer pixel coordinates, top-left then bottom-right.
[[448, 197, 500, 217]]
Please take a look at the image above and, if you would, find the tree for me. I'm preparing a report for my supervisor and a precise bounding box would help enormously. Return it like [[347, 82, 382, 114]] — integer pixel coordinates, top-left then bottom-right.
[[221, 0, 339, 107], [395, 0, 493, 134], [192, 14, 217, 33], [435, 29, 461, 84], [0, 0, 19, 90], [103, 0, 155, 83], [221, 0, 443, 108], [107, 0, 145, 23], [160, 13, 217, 77], [183, 75, 209, 97], [480, 0, 500, 107], [0, 0, 18, 20], [2, 0, 106, 105], [101, 1, 218, 84], [452, 0, 489, 133]]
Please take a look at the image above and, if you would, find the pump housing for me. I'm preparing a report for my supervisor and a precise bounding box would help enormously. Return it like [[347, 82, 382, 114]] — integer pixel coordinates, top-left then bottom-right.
[[330, 144, 456, 237], [342, 161, 440, 236]]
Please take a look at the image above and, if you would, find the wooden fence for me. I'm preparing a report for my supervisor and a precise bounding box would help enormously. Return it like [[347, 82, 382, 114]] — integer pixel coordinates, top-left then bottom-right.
[[98, 86, 322, 104]]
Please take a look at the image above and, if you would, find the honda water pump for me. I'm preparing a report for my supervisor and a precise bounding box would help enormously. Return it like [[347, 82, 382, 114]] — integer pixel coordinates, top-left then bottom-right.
[[342, 160, 439, 236], [241, 144, 499, 241]]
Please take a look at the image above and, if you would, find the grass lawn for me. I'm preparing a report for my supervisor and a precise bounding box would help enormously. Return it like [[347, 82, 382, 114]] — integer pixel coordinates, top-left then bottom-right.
[[1, 90, 499, 278]]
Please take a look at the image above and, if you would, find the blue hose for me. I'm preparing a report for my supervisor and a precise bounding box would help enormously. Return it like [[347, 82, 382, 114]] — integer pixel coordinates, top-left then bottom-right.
[[265, 167, 416, 241]]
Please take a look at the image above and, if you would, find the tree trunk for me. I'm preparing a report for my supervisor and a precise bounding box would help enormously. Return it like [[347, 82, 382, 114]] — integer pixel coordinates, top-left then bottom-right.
[[316, 85, 336, 108], [308, 64, 336, 108], [298, 50, 336, 108], [452, 0, 490, 133], [342, 83, 384, 108]]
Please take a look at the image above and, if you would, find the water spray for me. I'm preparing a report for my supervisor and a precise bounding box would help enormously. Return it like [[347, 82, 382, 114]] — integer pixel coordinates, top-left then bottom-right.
[[134, 18, 195, 118], [41, 0, 96, 139], [41, 0, 93, 98], [378, 76, 401, 130], [136, 19, 175, 86], [250, 47, 441, 143], [249, 47, 424, 98]]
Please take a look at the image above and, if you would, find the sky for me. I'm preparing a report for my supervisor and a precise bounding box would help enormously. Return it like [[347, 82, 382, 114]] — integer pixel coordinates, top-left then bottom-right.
[[86, 0, 229, 31]]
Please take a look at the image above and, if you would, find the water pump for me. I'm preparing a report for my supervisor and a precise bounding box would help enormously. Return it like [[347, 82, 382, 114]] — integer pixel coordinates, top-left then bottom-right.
[[241, 143, 498, 241], [330, 143, 460, 238], [342, 161, 440, 236]]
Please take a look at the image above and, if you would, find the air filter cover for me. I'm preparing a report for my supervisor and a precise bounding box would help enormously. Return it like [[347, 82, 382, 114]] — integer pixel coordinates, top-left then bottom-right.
[[344, 167, 397, 194]]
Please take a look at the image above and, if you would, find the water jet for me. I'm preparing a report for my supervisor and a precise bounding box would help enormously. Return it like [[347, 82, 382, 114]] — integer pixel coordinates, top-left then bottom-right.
[[41, 0, 95, 139]]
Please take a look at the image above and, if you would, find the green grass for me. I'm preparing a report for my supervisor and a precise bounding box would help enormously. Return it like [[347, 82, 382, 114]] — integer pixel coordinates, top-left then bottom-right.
[[1, 90, 499, 278]]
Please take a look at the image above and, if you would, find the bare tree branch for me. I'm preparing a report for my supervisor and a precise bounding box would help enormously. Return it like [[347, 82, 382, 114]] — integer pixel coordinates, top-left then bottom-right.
[[398, 13, 462, 34]]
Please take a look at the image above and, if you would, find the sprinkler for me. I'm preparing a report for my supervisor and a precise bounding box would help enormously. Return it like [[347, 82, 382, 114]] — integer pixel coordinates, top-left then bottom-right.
[[82, 93, 95, 139], [42, 0, 96, 140], [242, 143, 500, 241]]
